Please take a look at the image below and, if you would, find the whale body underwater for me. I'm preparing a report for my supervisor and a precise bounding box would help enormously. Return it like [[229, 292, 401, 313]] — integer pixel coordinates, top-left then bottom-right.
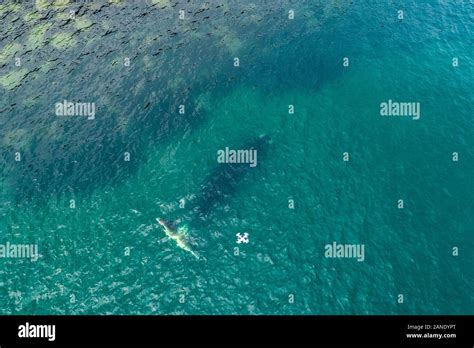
[[193, 134, 272, 219]]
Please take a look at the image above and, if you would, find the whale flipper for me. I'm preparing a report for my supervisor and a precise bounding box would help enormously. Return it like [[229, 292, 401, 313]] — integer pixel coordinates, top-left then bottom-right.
[[156, 218, 199, 259]]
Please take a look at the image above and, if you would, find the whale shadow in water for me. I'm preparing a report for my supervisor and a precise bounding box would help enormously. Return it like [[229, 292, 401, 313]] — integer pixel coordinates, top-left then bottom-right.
[[191, 134, 272, 223]]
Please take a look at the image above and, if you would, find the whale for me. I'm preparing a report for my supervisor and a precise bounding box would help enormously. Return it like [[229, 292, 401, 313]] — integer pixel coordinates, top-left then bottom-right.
[[193, 134, 272, 219], [156, 218, 199, 259]]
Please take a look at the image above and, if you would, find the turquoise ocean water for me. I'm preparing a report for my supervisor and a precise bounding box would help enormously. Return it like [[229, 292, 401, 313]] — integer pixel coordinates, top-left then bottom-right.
[[0, 0, 473, 314]]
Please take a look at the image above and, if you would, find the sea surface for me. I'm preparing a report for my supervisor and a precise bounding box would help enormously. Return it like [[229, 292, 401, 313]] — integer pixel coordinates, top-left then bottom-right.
[[0, 0, 473, 314]]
